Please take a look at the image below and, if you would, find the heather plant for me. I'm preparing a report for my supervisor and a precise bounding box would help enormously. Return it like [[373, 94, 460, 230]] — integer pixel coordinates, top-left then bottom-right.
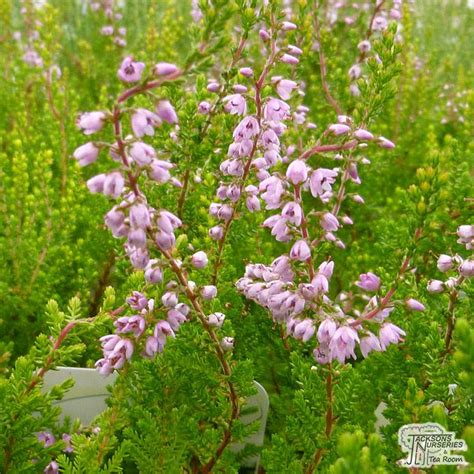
[[0, 0, 473, 473]]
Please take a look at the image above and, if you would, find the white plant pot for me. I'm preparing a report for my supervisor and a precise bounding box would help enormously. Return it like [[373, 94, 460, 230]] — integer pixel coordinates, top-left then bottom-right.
[[43, 367, 269, 470]]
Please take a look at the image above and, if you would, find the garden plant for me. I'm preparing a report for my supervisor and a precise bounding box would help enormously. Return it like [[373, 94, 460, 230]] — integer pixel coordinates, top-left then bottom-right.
[[0, 0, 473, 472]]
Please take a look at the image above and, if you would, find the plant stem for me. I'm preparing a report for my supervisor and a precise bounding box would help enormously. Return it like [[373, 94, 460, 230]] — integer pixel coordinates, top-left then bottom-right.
[[442, 276, 464, 360], [211, 19, 279, 285], [306, 365, 335, 473]]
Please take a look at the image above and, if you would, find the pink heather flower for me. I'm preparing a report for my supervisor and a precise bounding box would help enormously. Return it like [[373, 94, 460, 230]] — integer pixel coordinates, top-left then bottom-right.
[[354, 129, 374, 141], [348, 64, 361, 80], [129, 142, 156, 166], [390, 8, 402, 20], [427, 279, 444, 293], [320, 213, 339, 232], [162, 291, 178, 307], [129, 203, 151, 229], [101, 25, 113, 35], [317, 319, 337, 344], [246, 195, 261, 212], [118, 56, 145, 83], [73, 142, 100, 167], [105, 208, 125, 234], [459, 260, 474, 277], [191, 251, 208, 268], [62, 433, 73, 453], [290, 240, 311, 261], [209, 225, 224, 240], [457, 225, 474, 249], [131, 108, 161, 137], [318, 261, 334, 279], [352, 194, 365, 204], [275, 79, 298, 100], [87, 174, 106, 194], [221, 337, 234, 352], [259, 28, 271, 40], [44, 461, 59, 474], [77, 111, 106, 135], [379, 323, 405, 350], [373, 16, 388, 31], [233, 116, 260, 141], [23, 49, 43, 67], [150, 159, 173, 183], [288, 44, 303, 55], [293, 319, 315, 342], [223, 94, 247, 116], [406, 298, 425, 311], [233, 84, 247, 93], [281, 53, 299, 65], [286, 159, 308, 184], [329, 123, 351, 135], [103, 172, 124, 198], [126, 291, 148, 310], [358, 40, 371, 53], [155, 231, 175, 250], [37, 431, 55, 447], [378, 136, 395, 149], [264, 98, 291, 122], [281, 21, 297, 31], [144, 260, 163, 283], [156, 100, 178, 124], [360, 332, 382, 357], [309, 168, 338, 197], [329, 326, 359, 363], [198, 101, 211, 114], [95, 355, 113, 375], [314, 344, 331, 364], [201, 285, 217, 300], [128, 228, 146, 247], [157, 211, 181, 233], [207, 81, 220, 92], [168, 308, 187, 328], [239, 67, 253, 77], [437, 254, 453, 272], [154, 62, 179, 76], [281, 202, 302, 226], [208, 312, 225, 328], [356, 272, 381, 292]]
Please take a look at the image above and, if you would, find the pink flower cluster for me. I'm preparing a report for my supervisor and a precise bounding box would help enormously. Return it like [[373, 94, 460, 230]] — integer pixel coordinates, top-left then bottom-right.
[[427, 225, 474, 294], [95, 291, 190, 375], [90, 0, 127, 48], [229, 16, 413, 366], [15, 0, 45, 68], [207, 22, 304, 241], [237, 257, 411, 364], [341, 0, 405, 97], [74, 57, 233, 375]]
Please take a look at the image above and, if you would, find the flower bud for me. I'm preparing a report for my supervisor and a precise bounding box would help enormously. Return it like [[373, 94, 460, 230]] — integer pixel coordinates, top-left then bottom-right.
[[209, 225, 224, 240], [220, 336, 234, 352], [459, 260, 474, 277], [201, 285, 217, 300], [437, 254, 453, 272], [406, 298, 425, 312], [286, 159, 308, 184], [154, 62, 179, 76], [73, 142, 100, 166], [427, 279, 444, 293], [208, 312, 225, 328], [239, 67, 253, 77], [162, 292, 178, 307], [191, 251, 208, 268]]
